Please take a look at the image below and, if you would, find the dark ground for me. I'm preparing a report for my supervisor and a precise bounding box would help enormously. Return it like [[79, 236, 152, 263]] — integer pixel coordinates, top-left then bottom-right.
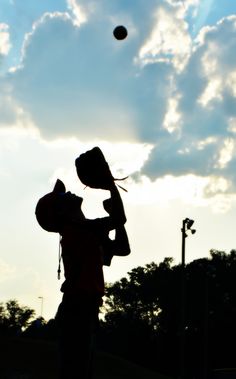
[[0, 337, 173, 379]]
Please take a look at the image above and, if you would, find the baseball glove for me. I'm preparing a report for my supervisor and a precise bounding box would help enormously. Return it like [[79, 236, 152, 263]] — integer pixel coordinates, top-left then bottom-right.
[[75, 147, 127, 191]]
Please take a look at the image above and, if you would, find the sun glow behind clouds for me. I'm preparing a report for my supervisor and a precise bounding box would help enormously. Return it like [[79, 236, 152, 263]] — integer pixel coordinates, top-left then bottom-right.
[[127, 173, 235, 215], [67, 0, 87, 27], [137, 6, 192, 71], [193, 0, 214, 29], [127, 174, 209, 206]]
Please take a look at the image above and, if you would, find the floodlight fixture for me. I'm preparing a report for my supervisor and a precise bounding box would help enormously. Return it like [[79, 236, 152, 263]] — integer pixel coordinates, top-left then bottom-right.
[[180, 217, 196, 378], [186, 218, 194, 229]]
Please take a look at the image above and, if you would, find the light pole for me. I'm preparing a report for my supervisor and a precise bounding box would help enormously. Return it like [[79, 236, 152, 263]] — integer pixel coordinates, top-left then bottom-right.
[[180, 218, 196, 379], [38, 296, 44, 318]]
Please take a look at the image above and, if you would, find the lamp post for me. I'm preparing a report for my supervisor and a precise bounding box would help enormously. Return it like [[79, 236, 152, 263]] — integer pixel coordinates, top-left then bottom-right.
[[38, 296, 44, 318], [180, 218, 196, 379]]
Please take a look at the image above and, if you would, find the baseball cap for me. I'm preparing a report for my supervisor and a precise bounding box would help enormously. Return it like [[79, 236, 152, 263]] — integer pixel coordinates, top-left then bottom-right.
[[35, 179, 66, 233]]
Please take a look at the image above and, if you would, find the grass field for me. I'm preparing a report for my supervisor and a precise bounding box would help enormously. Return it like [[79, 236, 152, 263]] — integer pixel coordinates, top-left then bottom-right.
[[0, 337, 173, 379]]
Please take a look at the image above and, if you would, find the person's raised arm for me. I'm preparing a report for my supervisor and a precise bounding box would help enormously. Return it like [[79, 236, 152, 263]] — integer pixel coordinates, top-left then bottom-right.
[[113, 225, 130, 256], [108, 183, 126, 226]]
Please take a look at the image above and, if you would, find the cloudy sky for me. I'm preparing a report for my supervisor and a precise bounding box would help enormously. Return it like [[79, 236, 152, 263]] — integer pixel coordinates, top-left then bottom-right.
[[1, 0, 236, 320]]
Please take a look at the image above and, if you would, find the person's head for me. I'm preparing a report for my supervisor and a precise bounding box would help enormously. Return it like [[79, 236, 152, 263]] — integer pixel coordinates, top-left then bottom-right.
[[56, 191, 85, 224], [35, 179, 84, 233]]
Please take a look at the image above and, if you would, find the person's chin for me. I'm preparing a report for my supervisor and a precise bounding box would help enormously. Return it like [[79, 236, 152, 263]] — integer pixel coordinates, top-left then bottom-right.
[[76, 197, 83, 206]]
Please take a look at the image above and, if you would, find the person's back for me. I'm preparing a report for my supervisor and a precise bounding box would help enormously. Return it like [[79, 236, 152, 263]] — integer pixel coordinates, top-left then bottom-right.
[[60, 218, 105, 297]]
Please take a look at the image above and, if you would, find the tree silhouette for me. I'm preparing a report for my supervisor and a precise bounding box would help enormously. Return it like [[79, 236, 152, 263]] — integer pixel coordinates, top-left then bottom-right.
[[0, 299, 35, 336], [99, 250, 236, 377], [23, 317, 59, 340]]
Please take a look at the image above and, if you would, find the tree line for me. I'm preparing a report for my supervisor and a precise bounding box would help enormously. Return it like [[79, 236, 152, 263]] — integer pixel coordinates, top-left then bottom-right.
[[1, 249, 236, 378], [99, 249, 236, 378]]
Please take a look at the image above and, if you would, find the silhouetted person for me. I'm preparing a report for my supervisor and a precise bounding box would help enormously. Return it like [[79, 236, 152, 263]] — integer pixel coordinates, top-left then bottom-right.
[[35, 148, 130, 379]]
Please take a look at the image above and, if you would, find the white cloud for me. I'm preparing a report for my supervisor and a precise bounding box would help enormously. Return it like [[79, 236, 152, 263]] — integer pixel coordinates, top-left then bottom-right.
[[228, 118, 236, 134], [126, 172, 236, 215], [163, 95, 182, 133], [127, 174, 210, 207], [20, 12, 71, 65], [195, 17, 236, 108], [166, 0, 200, 19], [3, 11, 143, 141], [2, 2, 236, 197], [215, 138, 235, 169], [206, 176, 230, 195], [142, 15, 236, 188], [0, 88, 38, 135], [198, 77, 223, 107], [226, 71, 236, 97], [137, 6, 192, 72], [66, 0, 87, 27], [195, 136, 217, 150], [0, 23, 11, 56]]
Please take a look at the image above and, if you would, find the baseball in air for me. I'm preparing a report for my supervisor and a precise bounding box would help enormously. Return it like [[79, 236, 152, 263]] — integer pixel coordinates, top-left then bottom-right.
[[113, 25, 128, 40]]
